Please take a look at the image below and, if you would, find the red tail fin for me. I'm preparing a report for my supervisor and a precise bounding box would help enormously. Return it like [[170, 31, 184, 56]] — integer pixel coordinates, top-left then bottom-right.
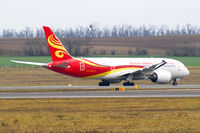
[[43, 26, 73, 62]]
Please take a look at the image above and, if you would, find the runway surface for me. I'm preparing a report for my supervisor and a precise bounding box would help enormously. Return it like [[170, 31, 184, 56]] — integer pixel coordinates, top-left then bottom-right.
[[1, 84, 200, 90], [0, 89, 200, 98]]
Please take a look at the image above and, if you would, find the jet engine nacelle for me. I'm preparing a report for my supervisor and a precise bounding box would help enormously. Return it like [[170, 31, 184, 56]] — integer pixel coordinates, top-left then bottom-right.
[[150, 70, 172, 84]]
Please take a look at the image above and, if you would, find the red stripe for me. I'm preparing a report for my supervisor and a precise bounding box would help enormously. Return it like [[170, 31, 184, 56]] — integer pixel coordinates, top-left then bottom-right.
[[48, 58, 144, 78]]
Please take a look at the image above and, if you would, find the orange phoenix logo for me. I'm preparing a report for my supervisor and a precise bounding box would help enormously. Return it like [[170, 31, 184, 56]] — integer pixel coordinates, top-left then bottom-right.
[[47, 34, 69, 58]]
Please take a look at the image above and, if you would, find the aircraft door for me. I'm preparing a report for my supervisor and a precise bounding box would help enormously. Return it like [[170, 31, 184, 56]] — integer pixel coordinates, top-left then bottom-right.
[[80, 62, 85, 71], [110, 65, 115, 70], [110, 62, 115, 70]]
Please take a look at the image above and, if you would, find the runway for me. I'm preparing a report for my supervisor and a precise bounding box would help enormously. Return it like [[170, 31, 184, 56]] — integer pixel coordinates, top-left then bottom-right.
[[1, 85, 200, 98], [1, 89, 200, 98], [1, 84, 200, 90]]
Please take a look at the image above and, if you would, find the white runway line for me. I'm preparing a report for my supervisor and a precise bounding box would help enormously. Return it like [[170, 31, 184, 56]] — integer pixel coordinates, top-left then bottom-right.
[[0, 90, 200, 98], [1, 84, 200, 90]]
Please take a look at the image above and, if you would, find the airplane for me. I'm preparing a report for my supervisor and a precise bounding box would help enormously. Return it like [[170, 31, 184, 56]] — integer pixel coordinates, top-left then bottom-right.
[[11, 26, 190, 86]]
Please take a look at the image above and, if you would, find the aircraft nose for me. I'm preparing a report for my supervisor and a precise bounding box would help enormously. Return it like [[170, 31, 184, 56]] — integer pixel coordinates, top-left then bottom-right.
[[184, 67, 190, 76]]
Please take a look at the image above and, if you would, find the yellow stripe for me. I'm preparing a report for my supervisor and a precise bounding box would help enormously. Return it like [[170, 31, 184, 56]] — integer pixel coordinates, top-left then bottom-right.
[[77, 59, 105, 67], [84, 67, 140, 79]]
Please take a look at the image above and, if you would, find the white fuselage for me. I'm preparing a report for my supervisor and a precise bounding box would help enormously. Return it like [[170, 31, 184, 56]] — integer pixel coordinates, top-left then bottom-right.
[[85, 58, 189, 80]]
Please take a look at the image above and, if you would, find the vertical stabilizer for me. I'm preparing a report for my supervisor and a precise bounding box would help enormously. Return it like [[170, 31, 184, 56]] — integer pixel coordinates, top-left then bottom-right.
[[43, 26, 73, 62]]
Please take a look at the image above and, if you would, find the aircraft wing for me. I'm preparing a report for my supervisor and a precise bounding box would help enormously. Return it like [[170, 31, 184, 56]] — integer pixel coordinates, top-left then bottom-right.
[[119, 60, 167, 79], [134, 60, 167, 76], [10, 60, 48, 67]]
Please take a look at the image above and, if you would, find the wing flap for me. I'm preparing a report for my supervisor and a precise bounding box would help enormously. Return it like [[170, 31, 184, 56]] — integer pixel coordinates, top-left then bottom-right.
[[119, 60, 167, 78], [132, 60, 167, 77]]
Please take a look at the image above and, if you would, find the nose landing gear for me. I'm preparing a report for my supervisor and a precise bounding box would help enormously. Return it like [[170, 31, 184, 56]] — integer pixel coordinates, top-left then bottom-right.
[[173, 79, 178, 86]]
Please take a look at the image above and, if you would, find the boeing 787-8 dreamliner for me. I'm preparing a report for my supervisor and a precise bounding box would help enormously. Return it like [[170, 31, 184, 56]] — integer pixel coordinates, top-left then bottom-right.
[[11, 26, 189, 86]]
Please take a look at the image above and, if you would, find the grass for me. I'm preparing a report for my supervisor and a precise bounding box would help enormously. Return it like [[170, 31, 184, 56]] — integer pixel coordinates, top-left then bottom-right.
[[167, 56, 200, 67], [0, 56, 52, 66], [0, 98, 200, 132], [0, 56, 200, 66], [0, 67, 100, 86], [0, 66, 199, 87]]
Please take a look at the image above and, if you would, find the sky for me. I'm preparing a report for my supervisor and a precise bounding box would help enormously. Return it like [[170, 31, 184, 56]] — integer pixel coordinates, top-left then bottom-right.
[[1, 0, 200, 31]]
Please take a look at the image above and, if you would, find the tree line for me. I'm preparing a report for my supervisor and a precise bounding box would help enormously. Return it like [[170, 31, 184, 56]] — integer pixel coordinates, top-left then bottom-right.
[[1, 24, 200, 57], [2, 24, 200, 38]]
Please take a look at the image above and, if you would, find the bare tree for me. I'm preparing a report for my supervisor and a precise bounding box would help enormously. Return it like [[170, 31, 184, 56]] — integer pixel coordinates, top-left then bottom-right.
[[35, 28, 45, 38], [135, 48, 148, 55], [2, 29, 16, 38], [128, 49, 134, 55], [111, 50, 116, 55], [24, 38, 49, 56], [62, 37, 92, 56], [99, 49, 106, 55], [166, 46, 200, 56], [2, 24, 200, 38]]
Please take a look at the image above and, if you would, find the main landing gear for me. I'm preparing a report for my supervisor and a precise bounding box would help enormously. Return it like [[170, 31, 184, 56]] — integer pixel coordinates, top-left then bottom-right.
[[173, 78, 178, 86], [99, 81, 110, 86], [123, 81, 134, 86]]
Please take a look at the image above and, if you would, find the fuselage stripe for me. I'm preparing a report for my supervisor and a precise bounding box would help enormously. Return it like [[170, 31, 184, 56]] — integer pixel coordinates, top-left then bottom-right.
[[76, 58, 106, 67], [84, 67, 140, 79]]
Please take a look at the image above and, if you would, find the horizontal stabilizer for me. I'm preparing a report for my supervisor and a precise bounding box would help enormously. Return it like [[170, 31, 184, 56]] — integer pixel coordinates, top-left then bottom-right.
[[54, 62, 69, 68], [10, 60, 48, 66]]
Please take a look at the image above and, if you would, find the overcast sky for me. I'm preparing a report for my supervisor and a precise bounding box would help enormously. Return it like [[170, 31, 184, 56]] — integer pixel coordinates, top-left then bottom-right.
[[1, 0, 200, 31]]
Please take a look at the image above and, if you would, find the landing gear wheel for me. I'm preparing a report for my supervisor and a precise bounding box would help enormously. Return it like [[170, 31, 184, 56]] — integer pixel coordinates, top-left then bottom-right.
[[173, 79, 178, 86], [123, 81, 134, 86], [99, 82, 110, 86], [173, 82, 177, 86], [99, 82, 104, 86]]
